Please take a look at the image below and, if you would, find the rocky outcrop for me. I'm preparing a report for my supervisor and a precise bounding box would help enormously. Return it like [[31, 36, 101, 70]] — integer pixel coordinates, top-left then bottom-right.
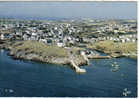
[[0, 40, 88, 72], [50, 57, 69, 64], [9, 48, 87, 67]]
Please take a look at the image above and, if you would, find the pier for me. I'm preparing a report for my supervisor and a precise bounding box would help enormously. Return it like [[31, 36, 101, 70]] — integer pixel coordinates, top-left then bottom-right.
[[92, 55, 111, 59], [70, 60, 86, 73]]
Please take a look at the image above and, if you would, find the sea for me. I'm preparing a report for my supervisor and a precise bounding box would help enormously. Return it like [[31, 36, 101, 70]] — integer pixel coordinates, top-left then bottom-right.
[[0, 49, 137, 97]]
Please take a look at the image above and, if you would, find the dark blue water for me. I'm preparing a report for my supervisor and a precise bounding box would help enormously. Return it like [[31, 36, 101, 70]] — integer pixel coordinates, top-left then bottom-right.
[[0, 50, 137, 97]]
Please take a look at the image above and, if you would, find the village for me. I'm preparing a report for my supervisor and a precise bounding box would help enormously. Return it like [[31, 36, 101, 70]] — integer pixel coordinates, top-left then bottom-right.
[[0, 19, 137, 47]]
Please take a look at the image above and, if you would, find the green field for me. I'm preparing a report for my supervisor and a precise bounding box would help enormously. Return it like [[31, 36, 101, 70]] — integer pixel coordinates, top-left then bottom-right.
[[12, 41, 68, 57], [88, 40, 137, 58]]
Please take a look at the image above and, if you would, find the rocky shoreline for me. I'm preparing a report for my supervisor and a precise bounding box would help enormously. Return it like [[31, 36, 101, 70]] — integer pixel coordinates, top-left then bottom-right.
[[94, 48, 137, 59], [0, 40, 88, 71], [8, 50, 87, 66], [0, 40, 137, 73]]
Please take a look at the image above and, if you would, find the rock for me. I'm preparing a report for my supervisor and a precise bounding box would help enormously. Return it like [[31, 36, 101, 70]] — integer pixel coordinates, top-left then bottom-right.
[[5, 89, 8, 92], [111, 64, 114, 67], [4, 89, 14, 93], [8, 50, 87, 69], [51, 57, 69, 64], [9, 51, 14, 56], [25, 53, 39, 60], [122, 88, 131, 96], [9, 89, 14, 93]]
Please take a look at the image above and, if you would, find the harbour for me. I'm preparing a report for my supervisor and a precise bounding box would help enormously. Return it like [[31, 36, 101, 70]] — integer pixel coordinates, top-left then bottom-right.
[[0, 50, 137, 97]]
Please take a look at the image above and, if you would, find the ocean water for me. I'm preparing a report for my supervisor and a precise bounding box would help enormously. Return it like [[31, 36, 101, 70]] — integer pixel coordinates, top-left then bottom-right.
[[0, 50, 137, 97]]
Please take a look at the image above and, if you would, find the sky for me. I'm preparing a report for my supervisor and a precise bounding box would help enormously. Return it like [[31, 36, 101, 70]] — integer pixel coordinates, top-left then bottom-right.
[[0, 1, 137, 20]]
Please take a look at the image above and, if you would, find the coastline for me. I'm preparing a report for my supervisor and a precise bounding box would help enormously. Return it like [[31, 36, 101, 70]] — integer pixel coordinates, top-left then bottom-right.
[[87, 40, 137, 59], [0, 40, 88, 73], [0, 46, 137, 97], [0, 39, 137, 73]]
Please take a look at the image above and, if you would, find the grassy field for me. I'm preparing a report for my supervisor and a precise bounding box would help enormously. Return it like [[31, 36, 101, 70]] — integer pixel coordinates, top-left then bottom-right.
[[95, 40, 137, 53], [87, 40, 137, 58], [118, 42, 137, 54], [95, 40, 119, 53], [12, 41, 68, 57]]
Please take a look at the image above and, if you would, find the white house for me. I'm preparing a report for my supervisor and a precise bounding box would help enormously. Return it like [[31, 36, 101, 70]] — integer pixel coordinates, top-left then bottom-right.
[[32, 32, 37, 36], [39, 39, 47, 43], [23, 34, 28, 40], [0, 34, 4, 40], [114, 30, 118, 34], [81, 51, 86, 56], [121, 39, 126, 43], [110, 37, 114, 41], [54, 27, 58, 30], [57, 42, 65, 47], [126, 38, 131, 42], [131, 39, 136, 43]]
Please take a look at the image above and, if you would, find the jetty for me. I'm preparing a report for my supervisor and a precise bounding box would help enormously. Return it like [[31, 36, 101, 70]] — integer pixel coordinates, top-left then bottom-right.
[[70, 60, 86, 73], [92, 55, 111, 59]]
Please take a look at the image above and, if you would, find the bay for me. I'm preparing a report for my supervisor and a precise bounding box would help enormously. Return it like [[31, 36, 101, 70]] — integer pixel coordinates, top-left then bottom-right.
[[0, 50, 137, 97]]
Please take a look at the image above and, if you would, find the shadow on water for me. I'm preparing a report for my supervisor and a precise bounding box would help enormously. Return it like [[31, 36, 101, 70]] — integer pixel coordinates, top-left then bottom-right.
[[0, 50, 137, 97]]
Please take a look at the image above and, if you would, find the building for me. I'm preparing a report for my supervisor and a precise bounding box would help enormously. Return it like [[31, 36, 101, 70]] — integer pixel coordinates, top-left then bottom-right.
[[57, 42, 65, 47], [0, 34, 4, 40]]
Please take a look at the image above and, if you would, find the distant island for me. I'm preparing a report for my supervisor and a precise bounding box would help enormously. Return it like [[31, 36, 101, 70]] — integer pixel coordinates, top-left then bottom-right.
[[0, 18, 137, 73]]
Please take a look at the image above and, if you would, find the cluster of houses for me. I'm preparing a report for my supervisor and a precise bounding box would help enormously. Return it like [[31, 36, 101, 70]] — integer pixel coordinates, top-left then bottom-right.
[[0, 19, 137, 48], [97, 34, 137, 43], [96, 21, 137, 34], [81, 33, 137, 44], [0, 21, 83, 47], [81, 20, 137, 43]]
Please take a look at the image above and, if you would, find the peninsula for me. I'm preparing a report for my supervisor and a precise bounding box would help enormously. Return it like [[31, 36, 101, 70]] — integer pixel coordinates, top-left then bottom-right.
[[0, 18, 137, 73]]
